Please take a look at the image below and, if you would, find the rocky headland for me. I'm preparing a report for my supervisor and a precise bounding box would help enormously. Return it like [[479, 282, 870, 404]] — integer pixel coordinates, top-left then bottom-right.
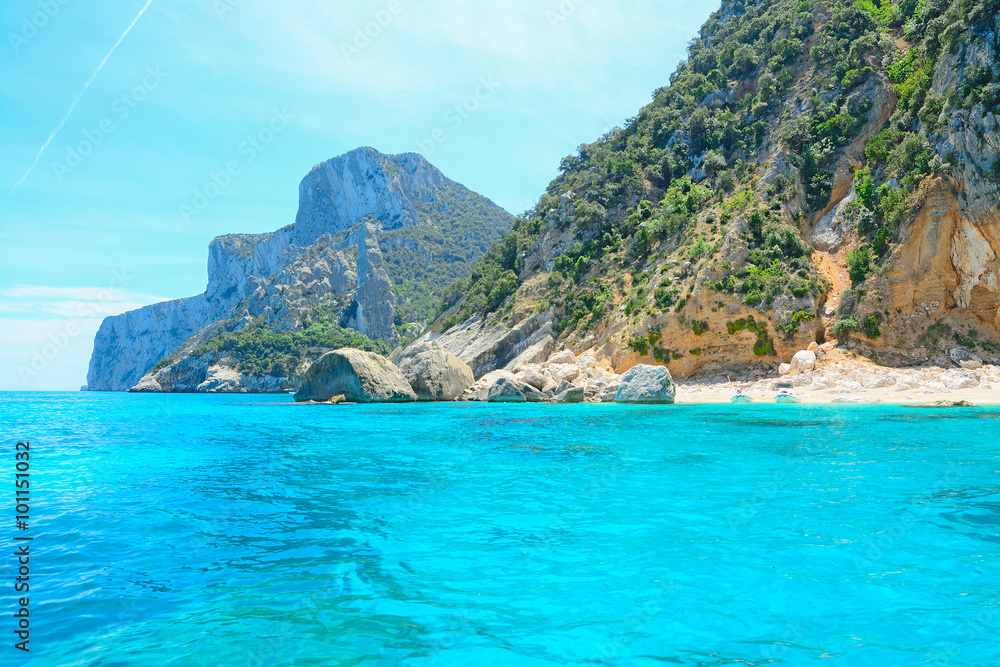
[[87, 147, 514, 392]]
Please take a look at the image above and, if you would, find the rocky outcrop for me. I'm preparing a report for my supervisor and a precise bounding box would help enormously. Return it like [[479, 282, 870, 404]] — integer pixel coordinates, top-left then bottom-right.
[[460, 347, 622, 402], [487, 378, 527, 403], [415, 4, 999, 382], [336, 222, 397, 344], [555, 386, 585, 403], [847, 180, 1000, 365], [808, 184, 856, 252], [615, 365, 677, 404], [420, 311, 554, 379], [390, 340, 475, 401], [128, 358, 294, 394], [88, 148, 514, 391], [839, 31, 1000, 365], [950, 347, 984, 370], [789, 350, 817, 375], [294, 349, 416, 403]]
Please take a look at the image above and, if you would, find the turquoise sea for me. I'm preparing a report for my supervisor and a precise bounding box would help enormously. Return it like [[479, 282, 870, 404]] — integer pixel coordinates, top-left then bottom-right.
[[3, 392, 999, 666]]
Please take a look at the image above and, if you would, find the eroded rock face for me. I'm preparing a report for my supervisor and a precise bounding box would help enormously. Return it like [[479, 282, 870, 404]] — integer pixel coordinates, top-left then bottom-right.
[[391, 340, 475, 401], [424, 312, 555, 379], [294, 349, 416, 403], [843, 38, 1000, 364], [809, 185, 856, 252], [851, 182, 1000, 364], [336, 223, 398, 345], [130, 376, 162, 393], [615, 365, 677, 404]]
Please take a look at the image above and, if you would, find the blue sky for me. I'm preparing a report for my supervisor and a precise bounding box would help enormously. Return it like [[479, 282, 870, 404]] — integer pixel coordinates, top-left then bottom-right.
[[0, 0, 718, 390]]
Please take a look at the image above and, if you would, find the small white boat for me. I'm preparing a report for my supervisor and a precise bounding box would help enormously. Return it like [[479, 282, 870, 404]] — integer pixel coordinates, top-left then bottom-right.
[[775, 391, 801, 404], [731, 391, 753, 404]]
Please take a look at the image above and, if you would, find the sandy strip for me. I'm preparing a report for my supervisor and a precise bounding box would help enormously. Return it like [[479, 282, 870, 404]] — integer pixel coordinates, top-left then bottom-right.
[[672, 386, 999, 406]]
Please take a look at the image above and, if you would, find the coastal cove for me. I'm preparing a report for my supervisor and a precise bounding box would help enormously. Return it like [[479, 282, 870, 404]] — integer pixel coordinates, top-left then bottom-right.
[[5, 392, 999, 666]]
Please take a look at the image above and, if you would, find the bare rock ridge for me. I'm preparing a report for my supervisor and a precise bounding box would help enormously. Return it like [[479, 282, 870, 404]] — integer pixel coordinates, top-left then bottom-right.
[[87, 147, 514, 391]]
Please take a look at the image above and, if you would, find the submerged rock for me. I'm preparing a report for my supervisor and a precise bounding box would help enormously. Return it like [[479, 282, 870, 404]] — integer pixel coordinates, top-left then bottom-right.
[[294, 349, 416, 403], [391, 340, 475, 401], [615, 365, 677, 404]]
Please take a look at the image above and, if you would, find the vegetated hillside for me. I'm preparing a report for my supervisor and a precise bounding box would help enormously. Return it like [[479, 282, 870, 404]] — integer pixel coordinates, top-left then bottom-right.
[[382, 181, 517, 329], [433, 0, 1000, 377]]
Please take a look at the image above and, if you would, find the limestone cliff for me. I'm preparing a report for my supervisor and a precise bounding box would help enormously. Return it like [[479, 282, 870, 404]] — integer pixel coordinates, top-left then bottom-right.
[[87, 147, 514, 391]]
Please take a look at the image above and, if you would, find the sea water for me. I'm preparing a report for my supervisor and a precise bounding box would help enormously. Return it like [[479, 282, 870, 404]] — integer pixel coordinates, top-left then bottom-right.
[[2, 392, 998, 666]]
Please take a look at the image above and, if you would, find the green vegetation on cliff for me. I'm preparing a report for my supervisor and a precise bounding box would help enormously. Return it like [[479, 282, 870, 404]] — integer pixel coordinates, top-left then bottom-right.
[[189, 312, 391, 377], [381, 181, 515, 329], [435, 0, 1000, 358]]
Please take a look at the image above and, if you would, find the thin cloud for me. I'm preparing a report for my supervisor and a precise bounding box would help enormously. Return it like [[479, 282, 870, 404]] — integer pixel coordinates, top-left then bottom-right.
[[8, 0, 155, 195], [0, 285, 173, 318], [2, 285, 162, 300]]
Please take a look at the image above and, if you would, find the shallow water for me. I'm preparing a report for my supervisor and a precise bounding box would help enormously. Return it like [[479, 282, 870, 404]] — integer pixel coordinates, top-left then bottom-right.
[[3, 392, 999, 666]]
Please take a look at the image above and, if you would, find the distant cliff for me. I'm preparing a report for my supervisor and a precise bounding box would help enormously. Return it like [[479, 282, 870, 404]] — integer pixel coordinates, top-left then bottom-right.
[[86, 147, 515, 391]]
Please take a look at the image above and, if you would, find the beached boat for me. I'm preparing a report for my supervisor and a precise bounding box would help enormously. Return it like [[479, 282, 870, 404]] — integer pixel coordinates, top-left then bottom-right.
[[731, 391, 753, 404], [775, 391, 801, 404]]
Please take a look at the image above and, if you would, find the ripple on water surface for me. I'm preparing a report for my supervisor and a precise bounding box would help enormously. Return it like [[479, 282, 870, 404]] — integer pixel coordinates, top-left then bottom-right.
[[2, 394, 998, 666]]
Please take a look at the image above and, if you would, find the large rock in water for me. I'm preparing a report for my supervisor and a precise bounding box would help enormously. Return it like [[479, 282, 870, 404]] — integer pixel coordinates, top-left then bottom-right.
[[615, 365, 677, 404], [487, 378, 527, 403], [294, 349, 416, 403], [391, 341, 475, 401]]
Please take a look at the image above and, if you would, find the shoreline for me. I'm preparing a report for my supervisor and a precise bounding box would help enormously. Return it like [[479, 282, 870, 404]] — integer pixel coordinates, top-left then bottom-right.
[[672, 384, 999, 406]]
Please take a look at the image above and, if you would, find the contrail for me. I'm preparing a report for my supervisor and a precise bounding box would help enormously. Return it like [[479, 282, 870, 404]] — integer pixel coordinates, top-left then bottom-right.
[[9, 0, 155, 195]]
